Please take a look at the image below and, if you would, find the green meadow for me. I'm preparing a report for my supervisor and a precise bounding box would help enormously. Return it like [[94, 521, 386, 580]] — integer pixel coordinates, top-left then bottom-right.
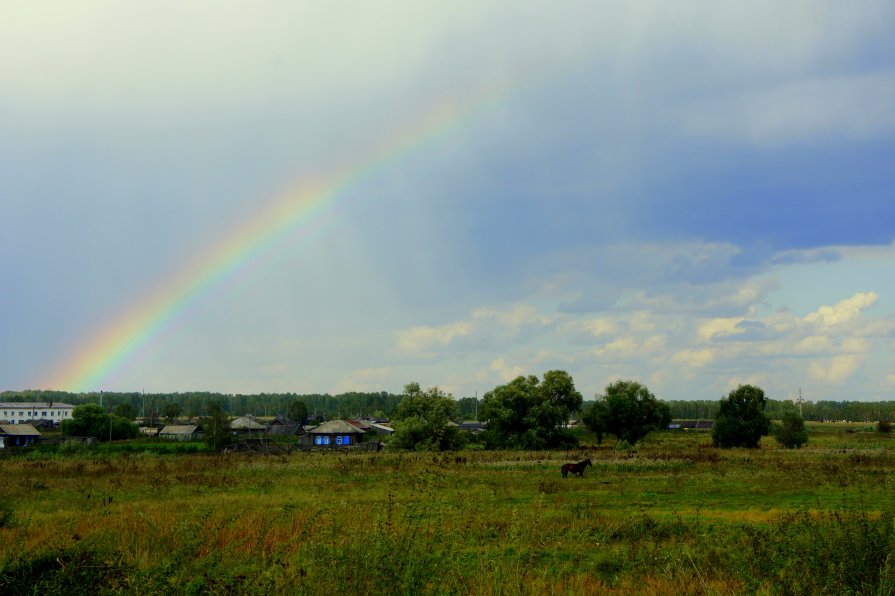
[[2, 424, 895, 594]]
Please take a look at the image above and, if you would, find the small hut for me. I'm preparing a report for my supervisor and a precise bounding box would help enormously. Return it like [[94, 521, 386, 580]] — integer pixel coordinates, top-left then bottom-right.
[[230, 415, 266, 434], [159, 425, 204, 441], [308, 419, 365, 447], [267, 415, 304, 437], [0, 423, 42, 448]]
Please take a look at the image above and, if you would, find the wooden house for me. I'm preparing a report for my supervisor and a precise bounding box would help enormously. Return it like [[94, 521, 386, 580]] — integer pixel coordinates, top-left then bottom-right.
[[267, 415, 304, 437], [159, 425, 204, 441], [308, 419, 365, 447], [230, 415, 266, 434], [0, 423, 42, 448]]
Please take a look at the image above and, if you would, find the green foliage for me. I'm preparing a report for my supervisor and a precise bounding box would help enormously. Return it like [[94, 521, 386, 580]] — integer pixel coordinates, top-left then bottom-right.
[[479, 370, 582, 449], [0, 548, 131, 593], [163, 401, 182, 422], [113, 403, 135, 420], [712, 384, 771, 448], [60, 404, 138, 441], [739, 508, 895, 594], [0, 501, 13, 528], [287, 399, 308, 425], [59, 440, 89, 456], [774, 411, 809, 449], [391, 383, 467, 451], [878, 419, 892, 434], [202, 400, 230, 452], [584, 380, 670, 445]]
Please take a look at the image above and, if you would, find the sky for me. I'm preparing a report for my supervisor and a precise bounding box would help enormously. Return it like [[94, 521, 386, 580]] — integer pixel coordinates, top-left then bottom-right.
[[2, 1, 894, 402]]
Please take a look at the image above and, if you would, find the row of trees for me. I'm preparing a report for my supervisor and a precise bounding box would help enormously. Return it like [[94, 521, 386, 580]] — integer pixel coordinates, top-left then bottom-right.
[[391, 373, 814, 452], [5, 389, 892, 423]]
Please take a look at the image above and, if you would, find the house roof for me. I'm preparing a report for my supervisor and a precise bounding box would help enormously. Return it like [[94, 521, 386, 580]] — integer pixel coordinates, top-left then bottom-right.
[[368, 422, 395, 434], [347, 419, 372, 430], [0, 402, 75, 409], [0, 424, 42, 436], [308, 419, 365, 435], [230, 415, 266, 430], [159, 425, 201, 435]]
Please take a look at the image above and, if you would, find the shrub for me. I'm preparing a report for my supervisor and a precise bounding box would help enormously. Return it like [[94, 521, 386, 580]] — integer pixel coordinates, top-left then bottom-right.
[[877, 419, 892, 434], [774, 411, 808, 449]]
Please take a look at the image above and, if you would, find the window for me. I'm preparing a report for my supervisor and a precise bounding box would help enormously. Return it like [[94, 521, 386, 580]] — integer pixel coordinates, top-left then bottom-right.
[[343, 436, 351, 445], [335, 436, 343, 445]]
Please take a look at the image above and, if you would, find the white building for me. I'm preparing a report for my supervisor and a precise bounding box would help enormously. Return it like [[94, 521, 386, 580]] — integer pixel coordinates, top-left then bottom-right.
[[0, 402, 75, 424]]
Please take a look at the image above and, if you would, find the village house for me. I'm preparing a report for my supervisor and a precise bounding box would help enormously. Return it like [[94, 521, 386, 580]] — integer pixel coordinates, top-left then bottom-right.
[[0, 402, 75, 425], [0, 423, 42, 448], [230, 415, 266, 434], [159, 425, 204, 441], [267, 414, 304, 437], [308, 419, 364, 447]]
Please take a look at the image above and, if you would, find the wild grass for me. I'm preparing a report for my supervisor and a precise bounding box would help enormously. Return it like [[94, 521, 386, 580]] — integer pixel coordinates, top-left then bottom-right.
[[2, 426, 894, 593]]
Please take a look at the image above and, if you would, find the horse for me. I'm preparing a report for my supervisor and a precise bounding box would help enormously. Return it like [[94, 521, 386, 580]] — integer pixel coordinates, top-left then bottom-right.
[[561, 458, 592, 478]]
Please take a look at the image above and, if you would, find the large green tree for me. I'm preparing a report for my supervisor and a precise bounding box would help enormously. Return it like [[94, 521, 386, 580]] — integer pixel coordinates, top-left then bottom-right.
[[712, 384, 771, 448], [479, 370, 582, 449], [774, 410, 808, 449], [391, 383, 466, 451], [61, 404, 138, 441], [584, 380, 670, 445]]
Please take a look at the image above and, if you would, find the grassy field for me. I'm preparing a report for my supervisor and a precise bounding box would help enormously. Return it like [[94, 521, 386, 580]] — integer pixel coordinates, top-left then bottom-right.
[[2, 423, 895, 594]]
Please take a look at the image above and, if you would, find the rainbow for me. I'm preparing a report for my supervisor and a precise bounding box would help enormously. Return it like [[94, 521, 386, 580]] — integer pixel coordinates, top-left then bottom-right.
[[42, 81, 512, 392]]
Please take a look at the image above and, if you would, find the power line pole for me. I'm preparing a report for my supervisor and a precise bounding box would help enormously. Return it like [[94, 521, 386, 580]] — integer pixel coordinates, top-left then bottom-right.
[[797, 388, 803, 417]]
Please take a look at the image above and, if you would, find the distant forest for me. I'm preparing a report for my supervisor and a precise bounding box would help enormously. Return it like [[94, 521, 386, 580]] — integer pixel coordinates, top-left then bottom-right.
[[2, 389, 894, 423]]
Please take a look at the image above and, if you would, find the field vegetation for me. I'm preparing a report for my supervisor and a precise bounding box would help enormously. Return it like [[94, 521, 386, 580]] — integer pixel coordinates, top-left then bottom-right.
[[2, 423, 895, 594]]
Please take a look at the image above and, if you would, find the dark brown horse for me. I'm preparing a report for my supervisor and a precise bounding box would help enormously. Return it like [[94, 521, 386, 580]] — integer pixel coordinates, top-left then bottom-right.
[[561, 458, 592, 478]]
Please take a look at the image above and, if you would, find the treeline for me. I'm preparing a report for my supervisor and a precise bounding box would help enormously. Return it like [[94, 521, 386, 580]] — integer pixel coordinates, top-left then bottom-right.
[[3, 390, 893, 423], [664, 399, 895, 422]]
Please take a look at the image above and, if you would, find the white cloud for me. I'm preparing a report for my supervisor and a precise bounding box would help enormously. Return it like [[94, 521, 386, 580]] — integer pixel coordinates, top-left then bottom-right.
[[672, 348, 716, 368], [397, 322, 471, 356], [490, 358, 526, 383], [808, 355, 862, 384], [698, 317, 745, 341], [805, 292, 878, 327]]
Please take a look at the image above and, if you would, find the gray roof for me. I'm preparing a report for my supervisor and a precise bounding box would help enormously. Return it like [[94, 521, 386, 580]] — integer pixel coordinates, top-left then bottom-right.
[[230, 415, 266, 430], [0, 424, 42, 436], [308, 419, 366, 435], [159, 425, 202, 435], [0, 402, 75, 409]]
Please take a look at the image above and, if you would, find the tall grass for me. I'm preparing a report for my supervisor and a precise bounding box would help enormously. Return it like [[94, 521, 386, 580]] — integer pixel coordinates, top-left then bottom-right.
[[1, 430, 894, 593]]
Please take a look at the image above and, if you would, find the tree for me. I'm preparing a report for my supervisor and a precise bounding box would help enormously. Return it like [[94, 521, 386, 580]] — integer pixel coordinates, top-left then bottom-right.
[[163, 402, 182, 422], [584, 380, 670, 445], [774, 410, 808, 448], [114, 403, 135, 420], [712, 384, 771, 448], [287, 400, 308, 426], [202, 400, 231, 452], [61, 404, 138, 441], [391, 383, 467, 451], [479, 370, 582, 450]]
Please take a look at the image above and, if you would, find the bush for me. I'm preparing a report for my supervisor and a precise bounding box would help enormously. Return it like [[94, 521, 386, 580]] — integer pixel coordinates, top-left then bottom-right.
[[878, 419, 892, 434], [774, 411, 808, 449], [59, 440, 89, 456]]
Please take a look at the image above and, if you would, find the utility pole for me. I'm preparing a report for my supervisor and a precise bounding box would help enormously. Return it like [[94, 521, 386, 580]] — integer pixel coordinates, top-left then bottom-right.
[[797, 388, 803, 417]]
